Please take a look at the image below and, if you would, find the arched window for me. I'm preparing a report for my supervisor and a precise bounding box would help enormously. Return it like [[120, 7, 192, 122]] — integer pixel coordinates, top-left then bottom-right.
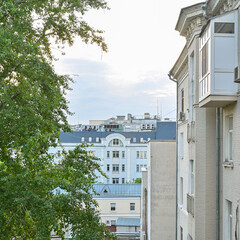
[[108, 138, 123, 147]]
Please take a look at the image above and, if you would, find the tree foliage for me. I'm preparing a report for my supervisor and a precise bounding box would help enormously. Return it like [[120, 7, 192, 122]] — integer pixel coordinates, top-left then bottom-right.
[[0, 0, 116, 239]]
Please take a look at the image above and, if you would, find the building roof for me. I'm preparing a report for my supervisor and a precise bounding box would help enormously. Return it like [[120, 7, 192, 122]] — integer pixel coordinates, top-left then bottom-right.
[[59, 121, 176, 144], [92, 184, 141, 198], [116, 218, 140, 227]]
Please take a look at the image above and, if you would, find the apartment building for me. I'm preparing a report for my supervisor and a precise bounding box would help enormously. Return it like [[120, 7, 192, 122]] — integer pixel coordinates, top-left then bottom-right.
[[93, 184, 141, 240], [49, 115, 176, 184], [169, 1, 240, 239]]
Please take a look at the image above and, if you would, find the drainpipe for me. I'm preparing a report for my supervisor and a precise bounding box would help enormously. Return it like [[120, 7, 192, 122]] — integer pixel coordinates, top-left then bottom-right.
[[202, 0, 211, 20], [168, 73, 178, 240], [216, 108, 221, 240]]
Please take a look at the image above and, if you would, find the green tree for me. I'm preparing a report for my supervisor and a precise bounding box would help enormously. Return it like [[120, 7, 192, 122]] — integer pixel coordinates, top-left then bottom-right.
[[134, 178, 142, 184], [0, 0, 116, 239]]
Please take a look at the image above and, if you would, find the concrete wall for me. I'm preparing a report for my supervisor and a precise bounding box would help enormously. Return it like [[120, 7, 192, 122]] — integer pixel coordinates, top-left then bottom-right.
[[148, 141, 176, 240]]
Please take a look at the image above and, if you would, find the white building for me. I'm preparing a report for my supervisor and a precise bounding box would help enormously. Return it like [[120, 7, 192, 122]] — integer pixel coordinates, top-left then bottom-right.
[[50, 120, 176, 184]]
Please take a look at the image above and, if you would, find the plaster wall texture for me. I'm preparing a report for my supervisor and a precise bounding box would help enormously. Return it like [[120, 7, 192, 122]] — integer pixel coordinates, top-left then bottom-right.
[[148, 141, 176, 240]]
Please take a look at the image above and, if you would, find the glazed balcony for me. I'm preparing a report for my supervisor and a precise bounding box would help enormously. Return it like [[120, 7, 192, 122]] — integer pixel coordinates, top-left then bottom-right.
[[199, 10, 238, 108]]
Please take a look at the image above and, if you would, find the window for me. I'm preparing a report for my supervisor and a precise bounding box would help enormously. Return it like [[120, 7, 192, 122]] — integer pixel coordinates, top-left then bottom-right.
[[112, 164, 119, 173], [140, 151, 143, 159], [112, 178, 119, 184], [122, 178, 125, 184], [179, 132, 184, 158], [227, 200, 232, 240], [81, 137, 85, 142], [113, 151, 119, 158], [179, 177, 183, 205], [144, 151, 147, 159], [107, 151, 110, 158], [122, 164, 125, 172], [133, 137, 136, 143], [107, 164, 110, 172], [136, 164, 140, 172], [130, 203, 135, 211], [187, 235, 193, 240], [202, 42, 209, 77], [189, 53, 194, 121], [180, 226, 183, 240], [227, 116, 233, 162], [136, 151, 140, 159], [110, 203, 116, 211], [109, 139, 123, 147], [147, 137, 151, 141], [113, 139, 119, 145], [111, 220, 116, 226], [96, 137, 100, 142], [180, 88, 184, 113], [140, 137, 144, 142], [189, 160, 194, 195], [122, 151, 125, 158], [89, 137, 92, 142], [215, 22, 234, 34]]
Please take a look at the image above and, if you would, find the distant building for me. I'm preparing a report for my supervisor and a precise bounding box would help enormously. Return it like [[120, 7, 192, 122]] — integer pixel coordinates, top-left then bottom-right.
[[93, 184, 141, 240], [49, 116, 176, 184]]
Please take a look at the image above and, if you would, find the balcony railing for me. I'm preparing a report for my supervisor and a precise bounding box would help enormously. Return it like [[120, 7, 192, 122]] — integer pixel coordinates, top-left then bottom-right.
[[187, 194, 194, 217]]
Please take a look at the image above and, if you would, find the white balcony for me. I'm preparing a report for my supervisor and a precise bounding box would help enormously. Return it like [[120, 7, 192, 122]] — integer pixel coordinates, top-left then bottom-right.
[[199, 10, 238, 108]]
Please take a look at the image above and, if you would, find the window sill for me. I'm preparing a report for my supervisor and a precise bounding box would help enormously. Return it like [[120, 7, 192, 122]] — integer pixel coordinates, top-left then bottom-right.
[[222, 161, 234, 168]]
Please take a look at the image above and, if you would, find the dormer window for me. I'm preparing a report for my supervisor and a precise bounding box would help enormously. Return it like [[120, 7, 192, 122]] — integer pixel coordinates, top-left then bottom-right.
[[109, 138, 123, 147], [113, 139, 119, 145]]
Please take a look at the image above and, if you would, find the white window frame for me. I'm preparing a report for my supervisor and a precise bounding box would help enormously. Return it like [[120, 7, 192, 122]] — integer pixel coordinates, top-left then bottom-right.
[[107, 164, 110, 172], [122, 164, 125, 172], [179, 177, 183, 206], [107, 151, 110, 158], [122, 151, 125, 158], [189, 160, 194, 195], [227, 200, 232, 240], [179, 132, 184, 159], [227, 116, 233, 162]]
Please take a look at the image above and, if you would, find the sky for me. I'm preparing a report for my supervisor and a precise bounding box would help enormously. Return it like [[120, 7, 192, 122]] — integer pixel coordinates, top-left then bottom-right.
[[53, 0, 202, 124]]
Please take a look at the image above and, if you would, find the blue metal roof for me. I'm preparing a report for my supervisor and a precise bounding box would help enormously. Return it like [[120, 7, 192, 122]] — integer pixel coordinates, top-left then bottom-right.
[[92, 184, 141, 198], [116, 218, 140, 227], [59, 121, 176, 143]]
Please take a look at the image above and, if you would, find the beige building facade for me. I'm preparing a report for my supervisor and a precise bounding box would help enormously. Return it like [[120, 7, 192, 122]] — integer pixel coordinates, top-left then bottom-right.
[[141, 141, 176, 240], [169, 1, 240, 239], [93, 184, 141, 239]]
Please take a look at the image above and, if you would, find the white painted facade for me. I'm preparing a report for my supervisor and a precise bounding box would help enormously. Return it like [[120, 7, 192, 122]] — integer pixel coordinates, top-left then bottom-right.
[[49, 133, 148, 184]]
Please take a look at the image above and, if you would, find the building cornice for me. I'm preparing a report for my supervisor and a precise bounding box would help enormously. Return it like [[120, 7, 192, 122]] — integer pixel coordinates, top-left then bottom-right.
[[176, 3, 205, 38]]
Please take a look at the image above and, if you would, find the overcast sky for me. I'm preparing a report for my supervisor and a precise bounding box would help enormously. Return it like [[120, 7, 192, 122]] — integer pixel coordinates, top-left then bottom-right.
[[53, 0, 202, 124]]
